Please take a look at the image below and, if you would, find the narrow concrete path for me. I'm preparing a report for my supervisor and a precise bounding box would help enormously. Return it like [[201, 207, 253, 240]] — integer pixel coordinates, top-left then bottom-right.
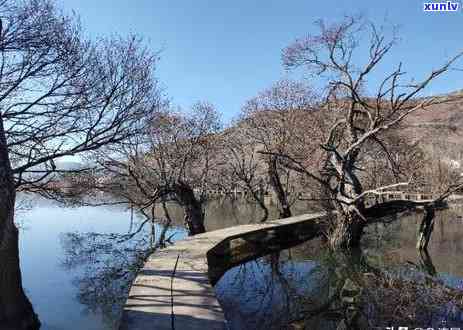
[[119, 212, 327, 330]]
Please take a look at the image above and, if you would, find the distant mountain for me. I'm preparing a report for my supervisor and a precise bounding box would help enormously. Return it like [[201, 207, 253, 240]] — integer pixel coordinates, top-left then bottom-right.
[[54, 160, 85, 171], [401, 91, 463, 161], [18, 160, 87, 182], [403, 91, 463, 144]]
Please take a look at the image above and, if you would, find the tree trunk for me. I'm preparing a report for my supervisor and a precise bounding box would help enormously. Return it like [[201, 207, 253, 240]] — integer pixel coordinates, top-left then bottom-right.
[[256, 197, 269, 223], [267, 156, 292, 219], [157, 198, 173, 248], [419, 249, 437, 276], [173, 182, 206, 235], [0, 114, 40, 330], [249, 185, 269, 223], [329, 204, 365, 249], [417, 205, 435, 250], [327, 153, 366, 249]]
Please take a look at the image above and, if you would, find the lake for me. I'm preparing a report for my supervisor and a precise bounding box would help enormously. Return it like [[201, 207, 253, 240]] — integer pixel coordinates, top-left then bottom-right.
[[215, 206, 463, 329], [16, 194, 311, 330], [17, 194, 176, 330], [18, 193, 463, 329]]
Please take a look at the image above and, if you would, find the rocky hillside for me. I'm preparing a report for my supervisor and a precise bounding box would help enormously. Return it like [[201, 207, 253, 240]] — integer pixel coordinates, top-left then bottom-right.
[[403, 91, 463, 147]]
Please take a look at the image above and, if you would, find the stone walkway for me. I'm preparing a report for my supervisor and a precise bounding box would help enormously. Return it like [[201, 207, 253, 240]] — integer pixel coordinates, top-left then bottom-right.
[[118, 212, 327, 330]]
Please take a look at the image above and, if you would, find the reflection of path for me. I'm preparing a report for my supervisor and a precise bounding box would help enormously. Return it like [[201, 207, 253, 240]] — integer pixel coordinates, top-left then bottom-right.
[[119, 212, 327, 330], [215, 248, 371, 330], [215, 255, 324, 330]]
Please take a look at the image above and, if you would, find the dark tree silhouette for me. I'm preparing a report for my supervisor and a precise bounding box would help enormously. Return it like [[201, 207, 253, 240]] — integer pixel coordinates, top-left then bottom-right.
[[269, 16, 463, 248], [97, 102, 222, 236], [0, 1, 160, 328]]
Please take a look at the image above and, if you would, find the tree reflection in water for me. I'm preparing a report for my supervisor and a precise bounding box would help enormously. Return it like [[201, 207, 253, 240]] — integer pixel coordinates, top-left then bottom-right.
[[59, 221, 182, 328], [215, 242, 335, 330], [58, 207, 463, 329], [215, 239, 463, 330]]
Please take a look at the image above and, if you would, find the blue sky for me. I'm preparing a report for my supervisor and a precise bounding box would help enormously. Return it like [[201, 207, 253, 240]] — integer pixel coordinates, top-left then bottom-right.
[[58, 0, 463, 122]]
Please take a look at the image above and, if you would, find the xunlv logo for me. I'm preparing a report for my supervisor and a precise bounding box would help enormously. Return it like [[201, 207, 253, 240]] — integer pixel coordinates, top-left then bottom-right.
[[423, 1, 460, 11]]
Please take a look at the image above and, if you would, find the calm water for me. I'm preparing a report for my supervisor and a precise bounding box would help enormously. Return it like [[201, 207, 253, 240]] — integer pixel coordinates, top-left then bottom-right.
[[17, 194, 310, 330], [215, 206, 463, 329], [17, 194, 182, 330], [21, 192, 460, 329]]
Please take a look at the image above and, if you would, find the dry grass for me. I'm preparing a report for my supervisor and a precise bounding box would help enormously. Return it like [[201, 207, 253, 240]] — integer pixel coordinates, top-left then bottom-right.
[[361, 270, 463, 328]]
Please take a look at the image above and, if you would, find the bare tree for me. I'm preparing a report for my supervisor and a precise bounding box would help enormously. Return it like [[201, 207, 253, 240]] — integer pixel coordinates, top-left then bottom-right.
[[0, 1, 159, 328], [219, 127, 270, 221], [98, 102, 222, 236], [240, 79, 325, 218], [278, 16, 463, 249]]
